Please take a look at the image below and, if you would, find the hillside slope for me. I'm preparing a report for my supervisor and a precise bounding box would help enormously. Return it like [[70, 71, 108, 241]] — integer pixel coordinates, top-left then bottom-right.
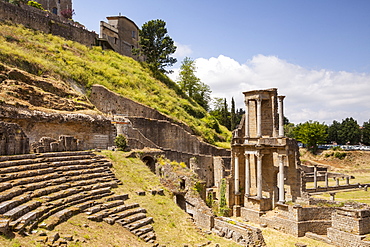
[[0, 21, 231, 146]]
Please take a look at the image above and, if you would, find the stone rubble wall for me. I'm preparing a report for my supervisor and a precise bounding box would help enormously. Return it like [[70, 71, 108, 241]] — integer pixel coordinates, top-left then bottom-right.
[[0, 121, 29, 155], [0, 104, 114, 150], [243, 204, 335, 237], [213, 217, 266, 246], [0, 1, 98, 47]]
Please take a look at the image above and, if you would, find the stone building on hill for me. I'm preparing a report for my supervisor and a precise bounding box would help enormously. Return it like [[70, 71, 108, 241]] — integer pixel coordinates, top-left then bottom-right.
[[99, 15, 141, 60], [36, 0, 72, 16]]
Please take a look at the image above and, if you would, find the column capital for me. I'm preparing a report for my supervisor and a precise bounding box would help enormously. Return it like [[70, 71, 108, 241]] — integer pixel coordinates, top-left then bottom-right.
[[244, 99, 250, 105], [278, 95, 286, 101], [256, 151, 264, 159]]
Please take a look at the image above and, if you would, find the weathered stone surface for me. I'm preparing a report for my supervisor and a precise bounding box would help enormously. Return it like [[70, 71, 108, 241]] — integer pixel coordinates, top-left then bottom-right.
[[0, 121, 29, 155]]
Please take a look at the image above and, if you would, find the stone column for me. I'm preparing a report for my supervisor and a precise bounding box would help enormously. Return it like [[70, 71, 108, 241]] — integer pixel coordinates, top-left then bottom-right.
[[234, 154, 239, 195], [245, 153, 250, 197], [256, 97, 262, 138], [346, 177, 350, 185], [278, 155, 285, 203], [278, 96, 285, 138], [336, 178, 340, 186], [325, 172, 329, 188], [244, 100, 249, 139], [256, 151, 264, 199], [313, 165, 318, 189]]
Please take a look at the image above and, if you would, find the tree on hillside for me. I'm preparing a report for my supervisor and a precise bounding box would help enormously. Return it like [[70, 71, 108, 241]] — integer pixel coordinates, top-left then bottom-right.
[[338, 117, 361, 145], [327, 120, 341, 144], [134, 19, 177, 73], [236, 108, 245, 126], [177, 57, 211, 111], [283, 117, 295, 138], [230, 98, 237, 130], [362, 120, 370, 146], [293, 120, 328, 153]]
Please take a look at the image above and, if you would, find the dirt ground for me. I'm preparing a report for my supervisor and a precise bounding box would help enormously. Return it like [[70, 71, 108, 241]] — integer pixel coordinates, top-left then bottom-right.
[[299, 148, 370, 172]]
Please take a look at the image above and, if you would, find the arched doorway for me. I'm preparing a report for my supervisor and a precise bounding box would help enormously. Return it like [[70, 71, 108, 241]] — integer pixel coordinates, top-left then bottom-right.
[[142, 156, 156, 173]]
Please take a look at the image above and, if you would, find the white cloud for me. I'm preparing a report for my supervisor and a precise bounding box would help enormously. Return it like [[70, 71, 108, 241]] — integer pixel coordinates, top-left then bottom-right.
[[173, 42, 192, 61], [172, 54, 370, 125]]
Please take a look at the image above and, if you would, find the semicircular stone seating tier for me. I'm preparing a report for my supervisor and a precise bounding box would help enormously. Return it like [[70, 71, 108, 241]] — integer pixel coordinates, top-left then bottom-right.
[[0, 151, 156, 244]]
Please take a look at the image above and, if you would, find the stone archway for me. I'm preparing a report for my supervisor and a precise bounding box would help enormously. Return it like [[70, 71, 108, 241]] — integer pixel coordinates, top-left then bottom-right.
[[142, 156, 156, 173]]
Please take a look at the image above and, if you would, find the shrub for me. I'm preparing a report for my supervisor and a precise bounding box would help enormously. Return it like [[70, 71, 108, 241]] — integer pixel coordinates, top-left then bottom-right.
[[334, 151, 346, 160], [114, 134, 127, 151], [27, 1, 44, 10], [60, 9, 75, 19]]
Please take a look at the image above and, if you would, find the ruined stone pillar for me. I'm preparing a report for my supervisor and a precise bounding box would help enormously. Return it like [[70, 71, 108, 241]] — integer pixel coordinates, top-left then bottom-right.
[[245, 153, 250, 197], [346, 176, 350, 185], [244, 100, 249, 139], [256, 98, 262, 138], [278, 96, 285, 138], [278, 155, 285, 204], [256, 152, 263, 199], [336, 178, 340, 186], [234, 154, 240, 195], [325, 172, 329, 188], [313, 165, 318, 190]]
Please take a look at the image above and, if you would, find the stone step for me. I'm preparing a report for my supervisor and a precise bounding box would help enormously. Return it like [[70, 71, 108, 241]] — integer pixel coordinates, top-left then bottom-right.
[[37, 151, 93, 158], [0, 194, 31, 214], [0, 154, 37, 162], [111, 207, 147, 221], [105, 194, 129, 202], [41, 181, 116, 202], [0, 217, 10, 234], [0, 158, 108, 175], [3, 200, 42, 220], [0, 174, 112, 205], [85, 200, 126, 215], [26, 191, 113, 233], [42, 206, 80, 230], [0, 187, 27, 203], [132, 225, 154, 237], [117, 213, 147, 226], [0, 152, 97, 169], [87, 203, 140, 221], [142, 231, 156, 242], [125, 217, 154, 231]]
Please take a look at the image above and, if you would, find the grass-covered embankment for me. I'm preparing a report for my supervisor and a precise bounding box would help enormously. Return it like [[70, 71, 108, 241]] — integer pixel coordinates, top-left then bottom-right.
[[0, 21, 231, 146]]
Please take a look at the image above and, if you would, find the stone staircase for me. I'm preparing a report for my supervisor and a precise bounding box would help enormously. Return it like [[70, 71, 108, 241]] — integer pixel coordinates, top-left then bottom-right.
[[0, 151, 156, 244]]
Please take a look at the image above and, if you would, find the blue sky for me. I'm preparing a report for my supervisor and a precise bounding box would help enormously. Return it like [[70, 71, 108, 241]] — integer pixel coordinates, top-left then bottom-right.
[[73, 1, 370, 125]]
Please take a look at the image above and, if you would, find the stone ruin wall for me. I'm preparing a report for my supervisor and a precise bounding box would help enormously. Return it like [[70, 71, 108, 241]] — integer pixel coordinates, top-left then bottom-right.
[[89, 85, 231, 172], [327, 207, 370, 247], [0, 104, 115, 150], [90, 84, 194, 134], [0, 121, 29, 155], [0, 1, 98, 48]]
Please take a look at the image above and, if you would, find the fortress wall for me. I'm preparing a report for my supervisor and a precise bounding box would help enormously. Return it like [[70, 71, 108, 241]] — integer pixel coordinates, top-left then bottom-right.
[[0, 1, 98, 47]]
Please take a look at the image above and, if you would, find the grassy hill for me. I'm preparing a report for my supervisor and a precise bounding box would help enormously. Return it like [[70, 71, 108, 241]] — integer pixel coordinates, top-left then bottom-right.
[[0, 21, 231, 147]]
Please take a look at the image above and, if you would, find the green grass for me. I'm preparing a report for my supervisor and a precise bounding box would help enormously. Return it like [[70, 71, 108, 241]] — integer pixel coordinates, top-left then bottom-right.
[[310, 172, 370, 204], [0, 21, 231, 145]]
